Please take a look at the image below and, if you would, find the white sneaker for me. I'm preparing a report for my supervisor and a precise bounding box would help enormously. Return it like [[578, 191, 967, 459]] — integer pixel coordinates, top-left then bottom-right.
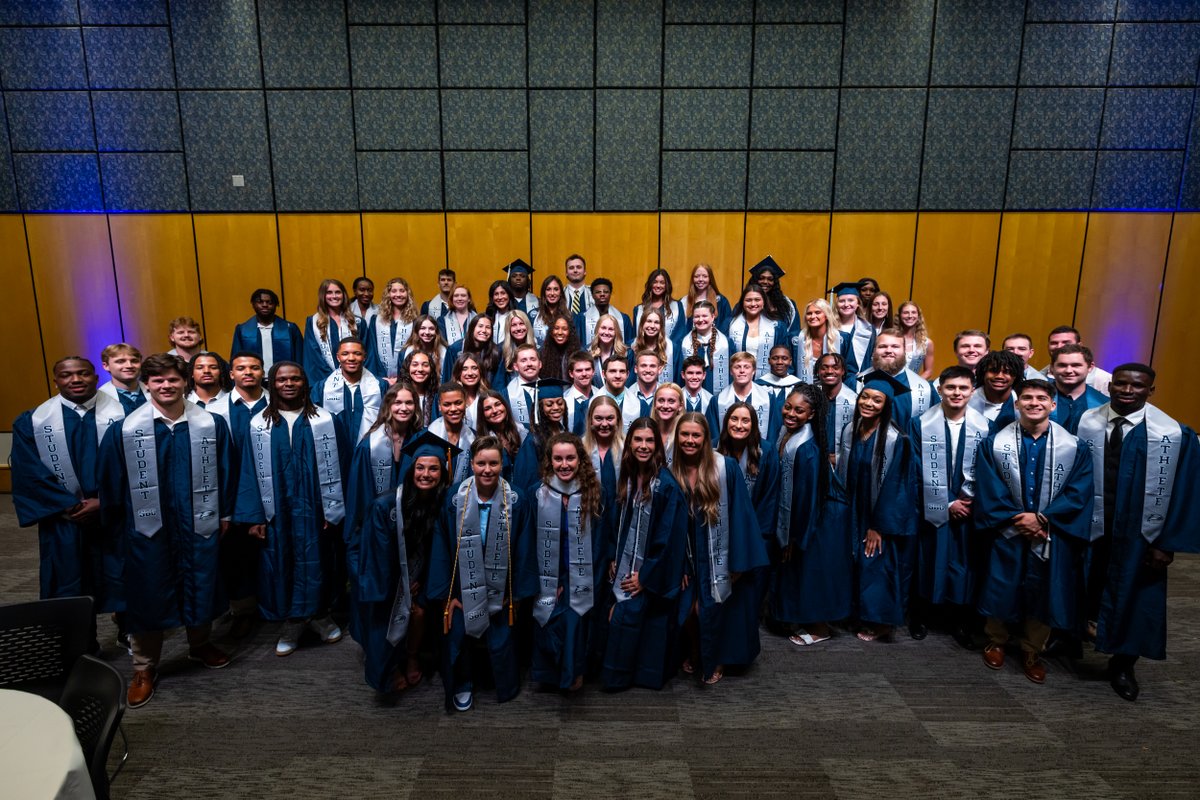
[[453, 691, 473, 712], [275, 620, 304, 656], [308, 616, 343, 644]]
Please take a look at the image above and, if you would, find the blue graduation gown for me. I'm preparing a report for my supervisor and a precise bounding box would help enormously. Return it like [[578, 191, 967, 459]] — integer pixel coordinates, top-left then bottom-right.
[[427, 486, 535, 709], [98, 416, 233, 633], [232, 414, 352, 621], [847, 429, 920, 627], [310, 370, 387, 443], [1096, 423, 1200, 660], [974, 430, 1094, 631], [743, 447, 781, 615], [911, 417, 980, 607], [302, 315, 343, 385], [12, 406, 122, 612], [770, 439, 853, 624], [602, 469, 688, 691], [1051, 386, 1107, 434], [890, 372, 940, 423], [678, 457, 769, 676], [229, 315, 304, 365]]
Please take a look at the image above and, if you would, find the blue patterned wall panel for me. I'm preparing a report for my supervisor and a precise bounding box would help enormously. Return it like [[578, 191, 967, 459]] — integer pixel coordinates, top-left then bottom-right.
[[665, 25, 752, 87], [439, 25, 526, 87], [666, 0, 752, 23], [843, 0, 935, 86], [596, 0, 662, 87], [1013, 88, 1105, 149], [100, 152, 188, 211], [441, 89, 527, 149], [354, 89, 441, 149], [438, 0, 524, 23], [931, 0, 1023, 86], [358, 151, 442, 210], [834, 88, 926, 209], [1020, 24, 1112, 86], [14, 154, 103, 211], [753, 24, 842, 87], [595, 89, 659, 210], [661, 151, 746, 209], [0, 94, 16, 211], [83, 27, 175, 89], [350, 25, 439, 87], [259, 0, 350, 88], [0, 28, 88, 90], [443, 151, 528, 210], [169, 0, 263, 89], [81, 0, 167, 25], [93, 91, 182, 151], [1110, 24, 1200, 85], [1093, 151, 1184, 210], [1006, 150, 1094, 209], [267, 91, 359, 210], [751, 88, 837, 149], [663, 90, 750, 149], [529, 0, 593, 88], [181, 91, 274, 211], [0, 0, 78, 25], [1181, 90, 1200, 210], [1117, 0, 1200, 20], [348, 0, 436, 23], [5, 92, 95, 151], [1026, 0, 1116, 21], [1101, 89, 1193, 149], [755, 0, 843, 22], [748, 151, 834, 210], [529, 90, 593, 211], [920, 88, 1013, 210]]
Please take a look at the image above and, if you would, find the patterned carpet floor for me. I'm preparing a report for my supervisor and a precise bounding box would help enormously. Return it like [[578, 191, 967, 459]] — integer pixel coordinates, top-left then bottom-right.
[[2, 496, 1197, 799]]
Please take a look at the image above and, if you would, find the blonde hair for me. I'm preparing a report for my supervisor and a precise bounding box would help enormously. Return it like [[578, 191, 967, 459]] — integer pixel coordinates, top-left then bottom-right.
[[582, 395, 624, 465], [167, 316, 201, 336], [502, 310, 536, 368], [587, 313, 629, 362], [651, 382, 684, 444], [802, 298, 842, 357], [671, 413, 721, 525], [378, 277, 419, 324], [315, 278, 358, 341], [102, 342, 141, 362], [897, 300, 929, 349]]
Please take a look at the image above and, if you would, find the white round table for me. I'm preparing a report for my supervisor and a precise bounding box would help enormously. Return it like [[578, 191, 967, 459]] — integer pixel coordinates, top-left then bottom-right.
[[0, 688, 96, 800]]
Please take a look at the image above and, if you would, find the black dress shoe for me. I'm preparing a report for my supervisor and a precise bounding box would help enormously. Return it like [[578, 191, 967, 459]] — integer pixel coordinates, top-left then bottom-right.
[[1110, 668, 1140, 702], [909, 622, 928, 640], [951, 626, 976, 650]]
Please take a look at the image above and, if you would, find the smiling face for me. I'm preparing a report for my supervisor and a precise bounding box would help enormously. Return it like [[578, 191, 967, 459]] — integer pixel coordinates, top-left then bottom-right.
[[589, 402, 617, 441], [544, 280, 562, 305], [692, 266, 710, 293], [741, 291, 764, 317], [388, 388, 416, 425], [780, 393, 813, 431], [675, 420, 707, 459], [681, 364, 705, 392], [472, 317, 493, 344], [872, 334, 905, 374], [836, 294, 859, 319], [471, 446, 503, 494], [603, 360, 628, 393], [104, 352, 142, 384], [412, 456, 444, 491], [146, 370, 186, 408], [569, 359, 594, 391], [870, 295, 889, 322], [170, 325, 201, 350], [541, 396, 566, 422], [406, 353, 431, 384], [509, 315, 528, 340], [730, 358, 755, 387], [596, 318, 616, 346], [1052, 352, 1088, 391], [337, 342, 365, 377], [805, 303, 826, 329], [550, 441, 580, 483], [54, 358, 98, 403], [457, 357, 481, 388], [939, 376, 973, 412], [639, 313, 661, 340], [273, 365, 305, 403], [857, 387, 887, 420], [817, 355, 844, 388], [1003, 336, 1034, 365], [324, 284, 344, 311], [692, 306, 714, 334], [387, 281, 409, 309], [418, 319, 437, 343], [650, 274, 667, 298], [354, 279, 374, 308], [768, 347, 792, 377], [452, 287, 470, 311], [482, 395, 508, 426], [515, 349, 541, 381], [630, 426, 657, 462], [1016, 386, 1055, 424], [551, 318, 571, 346], [725, 406, 753, 441], [439, 390, 466, 425], [984, 366, 1016, 396], [491, 285, 510, 310], [898, 303, 919, 328], [956, 335, 988, 367], [653, 389, 681, 421], [636, 355, 661, 386]]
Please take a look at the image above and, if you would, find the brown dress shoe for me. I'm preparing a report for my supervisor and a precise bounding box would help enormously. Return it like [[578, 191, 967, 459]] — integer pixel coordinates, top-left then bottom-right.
[[982, 643, 1005, 670], [128, 668, 156, 708], [187, 642, 231, 669], [1023, 652, 1046, 684]]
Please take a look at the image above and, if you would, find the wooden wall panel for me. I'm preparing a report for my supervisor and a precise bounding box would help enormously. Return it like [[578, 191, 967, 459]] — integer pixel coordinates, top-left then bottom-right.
[[108, 214, 201, 355], [911, 213, 1001, 368], [990, 212, 1088, 360], [827, 212, 917, 301], [362, 212, 448, 312], [658, 212, 744, 313], [445, 213, 531, 303], [744, 213, 830, 307], [1075, 213, 1172, 370], [531, 213, 658, 311], [25, 214, 122, 384], [194, 214, 281, 358], [1148, 213, 1198, 425], [0, 215, 49, 422], [277, 214, 364, 331]]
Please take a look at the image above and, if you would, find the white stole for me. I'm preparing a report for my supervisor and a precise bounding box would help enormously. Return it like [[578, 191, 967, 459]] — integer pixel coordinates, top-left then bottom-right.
[[837, 420, 900, 509], [248, 407, 345, 525], [775, 425, 812, 547], [919, 405, 988, 526], [728, 315, 779, 377], [31, 394, 124, 498], [680, 330, 730, 394], [318, 370, 383, 442], [991, 420, 1076, 560]]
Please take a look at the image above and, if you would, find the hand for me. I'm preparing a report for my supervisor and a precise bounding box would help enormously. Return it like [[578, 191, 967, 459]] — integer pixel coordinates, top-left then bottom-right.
[[410, 580, 421, 596], [680, 573, 689, 591], [322, 519, 331, 530], [864, 529, 882, 558], [607, 561, 617, 581], [556, 585, 564, 600], [66, 498, 100, 521], [1012, 512, 1043, 537], [949, 498, 971, 521], [1145, 547, 1174, 571], [620, 571, 642, 597], [249, 524, 267, 540], [219, 519, 230, 537], [443, 598, 462, 634]]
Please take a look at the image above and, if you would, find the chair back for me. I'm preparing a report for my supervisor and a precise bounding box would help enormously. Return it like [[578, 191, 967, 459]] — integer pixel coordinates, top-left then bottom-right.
[[0, 596, 94, 701], [59, 654, 125, 800]]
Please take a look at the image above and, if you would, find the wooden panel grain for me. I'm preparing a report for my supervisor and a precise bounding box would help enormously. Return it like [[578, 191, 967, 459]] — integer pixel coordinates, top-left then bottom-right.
[[278, 214, 364, 329], [827, 212, 917, 299], [194, 213, 282, 359], [445, 213, 531, 301], [990, 212, 1088, 358], [1075, 212, 1172, 370], [25, 214, 123, 383], [911, 212, 1001, 366], [0, 215, 49, 421], [743, 213, 830, 307], [658, 212, 744, 313], [1148, 212, 1198, 425], [531, 213, 658, 312], [109, 214, 202, 355], [362, 212, 447, 311]]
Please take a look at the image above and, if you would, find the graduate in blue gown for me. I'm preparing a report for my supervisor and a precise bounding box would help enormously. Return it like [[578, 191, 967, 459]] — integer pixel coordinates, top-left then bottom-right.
[[1075, 365, 1200, 700], [233, 363, 352, 656], [428, 436, 535, 712], [969, 350, 1021, 433], [673, 413, 769, 683], [528, 432, 614, 691], [229, 288, 304, 373], [472, 388, 527, 483], [974, 379, 1093, 683], [361, 277, 420, 381], [749, 256, 800, 336], [309, 337, 387, 445], [1048, 344, 1108, 434], [98, 354, 234, 704], [726, 284, 790, 380], [12, 357, 125, 618], [602, 418, 688, 691], [302, 279, 359, 386], [512, 379, 571, 493], [817, 353, 858, 455], [705, 351, 783, 446], [830, 283, 875, 388], [354, 431, 456, 694], [769, 385, 853, 643], [836, 371, 920, 642], [678, 262, 733, 335], [98, 343, 147, 413]]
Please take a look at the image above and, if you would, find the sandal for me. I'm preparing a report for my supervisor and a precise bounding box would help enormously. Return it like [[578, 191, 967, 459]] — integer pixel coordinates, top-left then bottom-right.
[[789, 631, 831, 647], [681, 658, 695, 675], [856, 627, 892, 643], [703, 668, 724, 685], [405, 658, 423, 688], [390, 672, 410, 693]]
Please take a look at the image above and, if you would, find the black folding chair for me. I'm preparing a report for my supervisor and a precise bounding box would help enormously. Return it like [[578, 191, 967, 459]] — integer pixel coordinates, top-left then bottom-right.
[[0, 596, 94, 701], [59, 654, 128, 800]]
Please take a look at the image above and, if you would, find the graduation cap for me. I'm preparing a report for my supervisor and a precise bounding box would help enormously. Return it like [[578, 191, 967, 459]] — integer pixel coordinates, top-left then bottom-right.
[[859, 370, 911, 401], [502, 258, 534, 276], [830, 281, 861, 297], [534, 377, 571, 401], [401, 429, 462, 469], [750, 255, 785, 279]]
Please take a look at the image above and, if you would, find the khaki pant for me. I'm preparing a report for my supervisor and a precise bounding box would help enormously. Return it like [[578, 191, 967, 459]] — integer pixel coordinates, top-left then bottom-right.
[[130, 624, 212, 671], [985, 617, 1051, 655]]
